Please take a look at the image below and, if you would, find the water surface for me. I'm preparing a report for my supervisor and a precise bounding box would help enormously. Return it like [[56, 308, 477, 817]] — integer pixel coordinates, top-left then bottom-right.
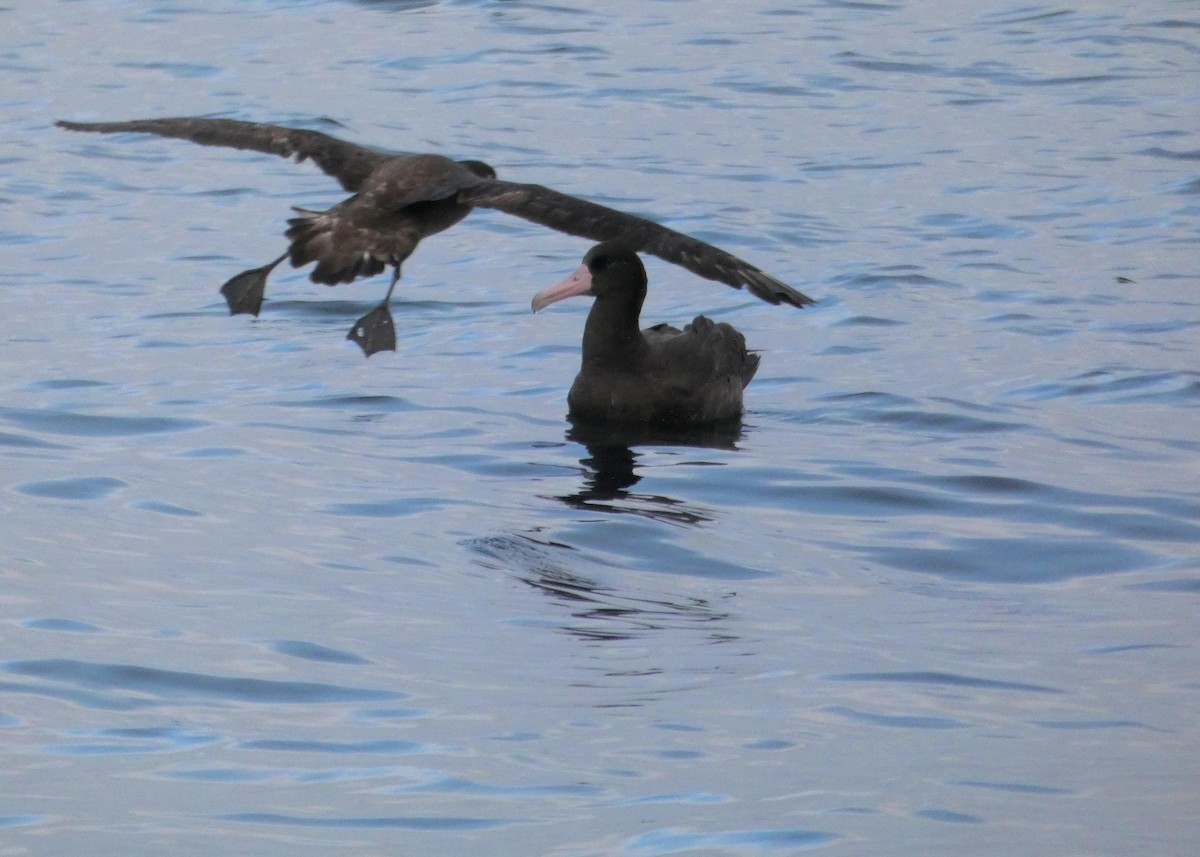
[[3, 1, 1199, 855]]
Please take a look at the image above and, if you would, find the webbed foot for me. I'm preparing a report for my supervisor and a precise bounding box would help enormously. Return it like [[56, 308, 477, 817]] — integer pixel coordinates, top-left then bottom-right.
[[347, 302, 396, 357]]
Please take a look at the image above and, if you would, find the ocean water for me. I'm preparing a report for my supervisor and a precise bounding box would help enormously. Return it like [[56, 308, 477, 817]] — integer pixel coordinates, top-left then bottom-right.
[[2, 1, 1199, 854]]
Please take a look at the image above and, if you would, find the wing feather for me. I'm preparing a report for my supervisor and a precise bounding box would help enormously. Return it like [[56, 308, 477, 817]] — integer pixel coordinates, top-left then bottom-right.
[[459, 180, 815, 308], [56, 117, 391, 192]]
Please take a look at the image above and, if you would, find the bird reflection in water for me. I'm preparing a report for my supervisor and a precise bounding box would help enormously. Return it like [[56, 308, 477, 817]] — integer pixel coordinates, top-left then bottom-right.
[[468, 532, 735, 644], [558, 419, 746, 526], [467, 421, 747, 642]]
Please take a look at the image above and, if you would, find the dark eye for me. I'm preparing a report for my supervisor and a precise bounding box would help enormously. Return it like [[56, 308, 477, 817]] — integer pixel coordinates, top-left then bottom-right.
[[590, 254, 610, 271]]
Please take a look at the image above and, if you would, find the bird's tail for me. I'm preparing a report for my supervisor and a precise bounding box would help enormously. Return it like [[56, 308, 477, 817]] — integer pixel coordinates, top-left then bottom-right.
[[285, 207, 387, 285], [687, 316, 760, 388], [741, 352, 761, 389]]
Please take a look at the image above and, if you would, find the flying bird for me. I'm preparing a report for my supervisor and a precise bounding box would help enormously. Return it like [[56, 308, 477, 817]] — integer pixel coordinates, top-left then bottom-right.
[[532, 241, 759, 425], [58, 117, 814, 356]]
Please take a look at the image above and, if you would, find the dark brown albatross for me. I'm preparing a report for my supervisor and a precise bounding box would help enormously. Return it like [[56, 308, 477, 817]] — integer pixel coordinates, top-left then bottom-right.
[[57, 116, 814, 356], [533, 242, 759, 425]]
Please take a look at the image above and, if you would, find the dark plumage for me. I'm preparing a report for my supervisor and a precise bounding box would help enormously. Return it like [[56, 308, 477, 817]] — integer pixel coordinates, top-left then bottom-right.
[[57, 117, 814, 356], [533, 242, 760, 425]]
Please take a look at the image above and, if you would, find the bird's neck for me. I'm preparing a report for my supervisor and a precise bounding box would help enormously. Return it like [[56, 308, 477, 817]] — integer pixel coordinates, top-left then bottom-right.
[[581, 296, 647, 368]]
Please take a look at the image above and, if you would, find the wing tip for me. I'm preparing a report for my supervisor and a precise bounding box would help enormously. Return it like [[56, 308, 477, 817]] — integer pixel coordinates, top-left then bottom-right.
[[56, 119, 134, 134], [744, 271, 817, 308]]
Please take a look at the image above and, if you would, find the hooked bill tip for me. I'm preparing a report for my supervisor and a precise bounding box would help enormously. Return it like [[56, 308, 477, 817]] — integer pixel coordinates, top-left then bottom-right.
[[531, 264, 593, 313]]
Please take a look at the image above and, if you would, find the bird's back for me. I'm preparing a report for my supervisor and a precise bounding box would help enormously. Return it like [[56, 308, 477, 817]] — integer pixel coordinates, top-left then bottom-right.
[[568, 314, 757, 425]]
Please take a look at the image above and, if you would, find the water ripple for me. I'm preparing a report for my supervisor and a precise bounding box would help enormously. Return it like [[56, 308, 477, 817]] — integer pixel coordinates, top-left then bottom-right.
[[47, 725, 218, 756], [469, 534, 737, 641], [825, 706, 967, 730], [20, 618, 102, 633], [864, 537, 1157, 583], [1005, 369, 1200, 404], [0, 406, 204, 437], [914, 809, 984, 825], [240, 739, 429, 754], [0, 430, 67, 450], [823, 671, 1064, 694], [2, 659, 400, 706], [627, 826, 839, 854], [222, 812, 508, 830], [268, 640, 371, 665], [17, 476, 127, 500], [954, 779, 1073, 796], [388, 775, 602, 798], [324, 497, 458, 517]]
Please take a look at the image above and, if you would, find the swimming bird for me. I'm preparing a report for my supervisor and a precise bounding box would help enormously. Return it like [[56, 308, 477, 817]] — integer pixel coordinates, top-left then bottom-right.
[[57, 117, 814, 356], [532, 241, 759, 425]]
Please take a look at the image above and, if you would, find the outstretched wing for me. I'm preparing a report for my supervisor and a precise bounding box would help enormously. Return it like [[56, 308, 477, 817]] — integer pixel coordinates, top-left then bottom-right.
[[56, 117, 393, 192], [458, 179, 815, 308]]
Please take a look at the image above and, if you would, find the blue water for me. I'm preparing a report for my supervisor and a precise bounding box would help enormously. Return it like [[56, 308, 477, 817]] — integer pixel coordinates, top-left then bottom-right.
[[3, 1, 1199, 854]]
